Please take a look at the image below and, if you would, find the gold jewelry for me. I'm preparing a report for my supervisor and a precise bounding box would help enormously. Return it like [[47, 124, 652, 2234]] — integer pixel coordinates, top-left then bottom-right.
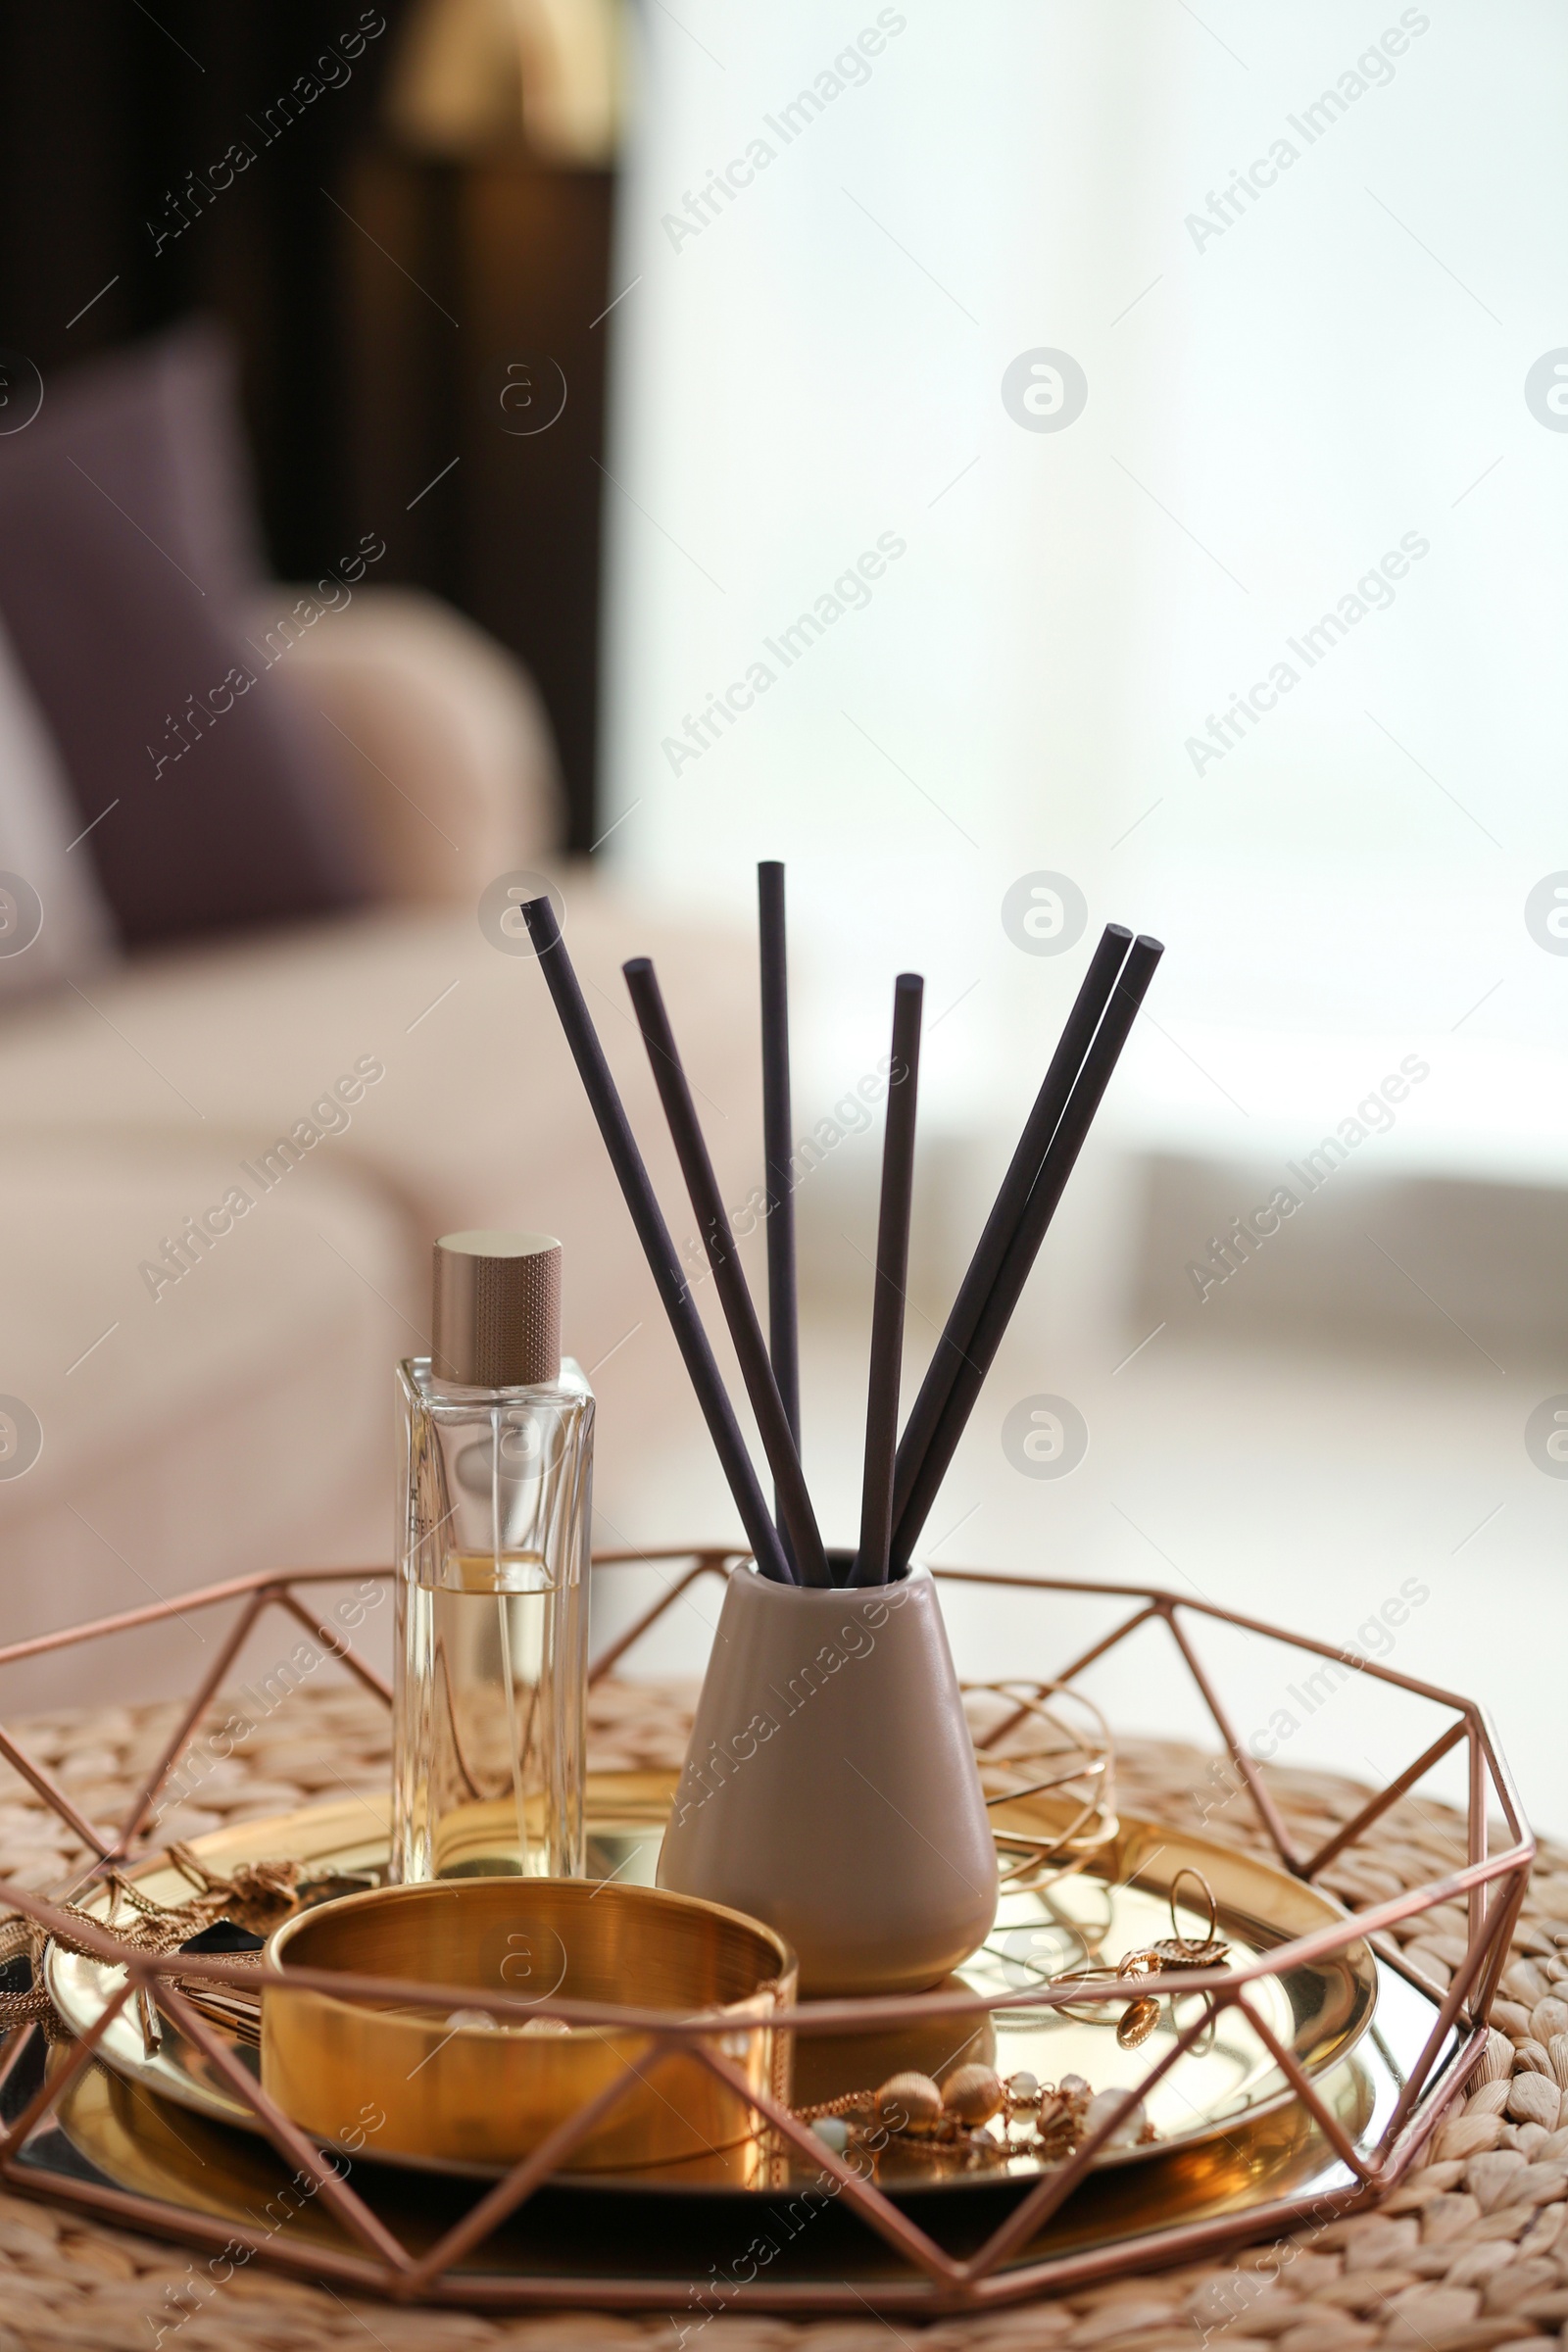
[[792, 2064, 1153, 2168], [1056, 1867, 1230, 2048]]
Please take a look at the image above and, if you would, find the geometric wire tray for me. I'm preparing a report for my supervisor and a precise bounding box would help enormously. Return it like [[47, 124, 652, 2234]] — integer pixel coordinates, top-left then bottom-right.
[[0, 1548, 1536, 2317]]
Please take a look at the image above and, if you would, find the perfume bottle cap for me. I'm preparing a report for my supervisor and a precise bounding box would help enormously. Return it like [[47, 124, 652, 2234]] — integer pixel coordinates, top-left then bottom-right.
[[431, 1231, 561, 1387]]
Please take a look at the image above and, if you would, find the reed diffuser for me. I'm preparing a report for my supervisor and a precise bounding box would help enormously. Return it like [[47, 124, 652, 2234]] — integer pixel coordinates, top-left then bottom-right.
[[520, 877, 1161, 1992]]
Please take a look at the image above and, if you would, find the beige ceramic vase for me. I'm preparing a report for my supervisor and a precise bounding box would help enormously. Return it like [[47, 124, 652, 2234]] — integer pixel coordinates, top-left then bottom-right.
[[656, 1561, 999, 1994]]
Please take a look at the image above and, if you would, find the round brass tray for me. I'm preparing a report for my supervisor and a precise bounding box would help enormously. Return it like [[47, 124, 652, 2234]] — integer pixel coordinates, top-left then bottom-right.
[[47, 1772, 1376, 2191], [35, 2028, 1392, 2284]]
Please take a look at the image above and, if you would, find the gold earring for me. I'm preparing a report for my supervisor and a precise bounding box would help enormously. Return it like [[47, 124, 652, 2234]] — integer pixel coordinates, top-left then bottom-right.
[[1115, 1868, 1230, 2047], [1057, 1867, 1230, 2049]]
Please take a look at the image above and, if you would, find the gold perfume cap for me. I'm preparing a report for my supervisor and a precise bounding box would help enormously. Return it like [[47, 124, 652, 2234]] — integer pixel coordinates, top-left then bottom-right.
[[431, 1231, 561, 1387]]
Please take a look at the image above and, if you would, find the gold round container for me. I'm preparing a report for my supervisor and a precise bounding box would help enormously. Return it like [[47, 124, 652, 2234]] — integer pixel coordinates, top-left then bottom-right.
[[260, 1877, 795, 2175]]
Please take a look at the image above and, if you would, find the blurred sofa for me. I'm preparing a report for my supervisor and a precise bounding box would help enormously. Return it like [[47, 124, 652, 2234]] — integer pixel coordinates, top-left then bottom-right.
[[0, 335, 760, 1708]]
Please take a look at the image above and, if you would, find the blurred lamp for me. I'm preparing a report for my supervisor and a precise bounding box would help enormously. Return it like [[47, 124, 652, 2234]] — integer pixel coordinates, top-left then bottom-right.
[[385, 0, 623, 166]]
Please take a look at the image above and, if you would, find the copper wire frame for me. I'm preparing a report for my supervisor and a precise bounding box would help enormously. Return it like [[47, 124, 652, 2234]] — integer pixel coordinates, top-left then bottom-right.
[[0, 1549, 1534, 2317]]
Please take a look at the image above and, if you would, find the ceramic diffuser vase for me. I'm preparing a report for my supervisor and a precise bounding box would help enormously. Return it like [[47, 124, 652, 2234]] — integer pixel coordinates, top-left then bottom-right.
[[658, 1562, 998, 1995]]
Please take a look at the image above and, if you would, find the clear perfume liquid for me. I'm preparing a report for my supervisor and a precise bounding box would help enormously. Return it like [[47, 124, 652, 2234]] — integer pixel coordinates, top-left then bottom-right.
[[392, 1359, 593, 1883]]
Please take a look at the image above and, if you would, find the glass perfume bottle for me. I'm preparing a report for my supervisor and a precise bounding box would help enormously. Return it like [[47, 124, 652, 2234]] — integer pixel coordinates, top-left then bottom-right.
[[393, 1231, 593, 1883]]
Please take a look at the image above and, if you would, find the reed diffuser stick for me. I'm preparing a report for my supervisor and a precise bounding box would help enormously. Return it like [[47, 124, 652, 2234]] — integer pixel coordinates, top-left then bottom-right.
[[851, 973, 924, 1588], [519, 895, 797, 1585], [891, 934, 1164, 1570], [757, 864, 801, 1457], [623, 956, 831, 1589], [890, 925, 1132, 1544]]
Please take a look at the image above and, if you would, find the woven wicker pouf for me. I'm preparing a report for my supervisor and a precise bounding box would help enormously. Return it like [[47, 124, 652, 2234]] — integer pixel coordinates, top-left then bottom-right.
[[1, 1680, 1563, 2352]]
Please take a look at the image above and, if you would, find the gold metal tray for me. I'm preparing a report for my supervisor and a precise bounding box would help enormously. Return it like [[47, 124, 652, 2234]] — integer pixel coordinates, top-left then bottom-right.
[[47, 1773, 1375, 2191], [25, 1966, 1443, 2294], [30, 2021, 1396, 2278]]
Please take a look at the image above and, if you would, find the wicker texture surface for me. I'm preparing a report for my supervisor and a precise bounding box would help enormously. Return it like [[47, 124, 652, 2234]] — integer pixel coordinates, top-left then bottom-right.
[[0, 1680, 1563, 2352]]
